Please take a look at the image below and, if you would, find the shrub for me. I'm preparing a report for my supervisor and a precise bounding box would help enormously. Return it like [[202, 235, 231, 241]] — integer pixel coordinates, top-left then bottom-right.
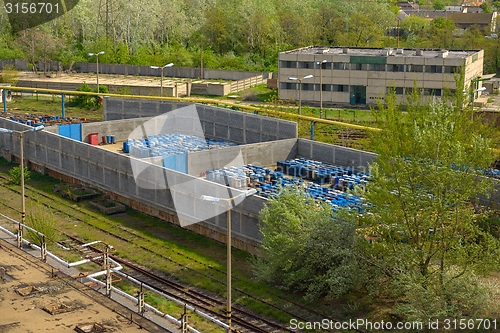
[[8, 166, 30, 185]]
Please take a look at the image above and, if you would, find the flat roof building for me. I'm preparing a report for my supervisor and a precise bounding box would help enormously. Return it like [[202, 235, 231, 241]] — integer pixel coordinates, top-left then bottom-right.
[[278, 46, 485, 107]]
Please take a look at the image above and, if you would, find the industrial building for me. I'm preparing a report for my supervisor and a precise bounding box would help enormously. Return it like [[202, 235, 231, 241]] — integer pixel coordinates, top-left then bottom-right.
[[278, 46, 485, 107]]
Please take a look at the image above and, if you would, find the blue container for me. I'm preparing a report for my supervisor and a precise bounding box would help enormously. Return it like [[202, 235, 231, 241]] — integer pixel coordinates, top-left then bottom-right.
[[123, 141, 130, 153]]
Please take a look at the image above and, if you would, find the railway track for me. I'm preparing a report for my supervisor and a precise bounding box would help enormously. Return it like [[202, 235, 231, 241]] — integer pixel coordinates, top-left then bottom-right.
[[0, 174, 364, 332], [64, 234, 287, 333]]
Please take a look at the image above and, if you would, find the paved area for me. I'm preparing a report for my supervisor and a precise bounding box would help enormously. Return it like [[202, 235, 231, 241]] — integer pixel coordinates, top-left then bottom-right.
[[0, 229, 181, 333]]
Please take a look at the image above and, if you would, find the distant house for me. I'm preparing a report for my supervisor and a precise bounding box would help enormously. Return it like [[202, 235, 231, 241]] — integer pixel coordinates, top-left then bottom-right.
[[402, 9, 447, 19], [447, 12, 497, 33], [397, 1, 419, 10]]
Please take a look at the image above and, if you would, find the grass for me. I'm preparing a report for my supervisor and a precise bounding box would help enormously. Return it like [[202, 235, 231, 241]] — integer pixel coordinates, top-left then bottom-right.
[[6, 94, 104, 121]]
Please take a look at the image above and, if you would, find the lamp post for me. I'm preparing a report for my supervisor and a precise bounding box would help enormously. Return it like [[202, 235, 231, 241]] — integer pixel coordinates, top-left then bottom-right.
[[288, 75, 313, 115], [88, 51, 105, 93], [150, 63, 174, 96], [201, 188, 257, 332], [315, 60, 327, 119], [0, 125, 44, 248]]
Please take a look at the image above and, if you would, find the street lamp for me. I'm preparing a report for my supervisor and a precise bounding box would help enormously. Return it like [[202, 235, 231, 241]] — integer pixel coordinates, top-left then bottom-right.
[[200, 188, 257, 332], [0, 125, 44, 248], [88, 51, 105, 93], [150, 63, 174, 97], [315, 60, 327, 119], [288, 74, 313, 115]]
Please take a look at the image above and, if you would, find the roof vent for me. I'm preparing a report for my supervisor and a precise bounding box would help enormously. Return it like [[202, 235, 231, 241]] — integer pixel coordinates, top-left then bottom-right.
[[383, 48, 393, 56], [396, 48, 404, 54], [343, 48, 349, 54], [438, 50, 449, 58], [316, 48, 329, 54], [416, 48, 423, 56]]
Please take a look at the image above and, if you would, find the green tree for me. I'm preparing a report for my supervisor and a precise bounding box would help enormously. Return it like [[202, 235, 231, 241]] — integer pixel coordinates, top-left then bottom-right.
[[254, 185, 367, 300], [363, 86, 500, 319]]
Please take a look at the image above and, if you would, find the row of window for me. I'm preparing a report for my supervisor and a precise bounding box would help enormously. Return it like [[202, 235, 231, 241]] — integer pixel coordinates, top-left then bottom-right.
[[280, 82, 348, 91], [280, 83, 450, 97], [280, 61, 458, 74]]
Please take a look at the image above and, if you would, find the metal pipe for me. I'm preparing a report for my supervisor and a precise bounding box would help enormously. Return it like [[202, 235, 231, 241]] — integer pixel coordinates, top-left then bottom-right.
[[86, 276, 201, 333], [0, 85, 382, 132]]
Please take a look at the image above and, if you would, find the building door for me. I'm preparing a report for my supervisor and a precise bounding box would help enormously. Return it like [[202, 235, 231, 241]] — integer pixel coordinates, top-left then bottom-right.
[[349, 86, 366, 105]]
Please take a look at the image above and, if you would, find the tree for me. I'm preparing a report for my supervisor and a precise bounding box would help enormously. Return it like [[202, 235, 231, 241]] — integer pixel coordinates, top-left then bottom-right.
[[363, 84, 500, 319], [254, 185, 367, 300]]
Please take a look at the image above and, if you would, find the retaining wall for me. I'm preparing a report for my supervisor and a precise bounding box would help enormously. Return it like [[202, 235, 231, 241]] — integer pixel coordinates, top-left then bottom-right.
[[297, 139, 377, 172], [103, 99, 298, 144], [187, 139, 297, 176]]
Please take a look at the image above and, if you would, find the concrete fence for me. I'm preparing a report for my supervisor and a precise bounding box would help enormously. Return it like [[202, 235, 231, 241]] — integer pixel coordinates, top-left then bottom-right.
[[74, 62, 273, 81], [103, 98, 298, 144]]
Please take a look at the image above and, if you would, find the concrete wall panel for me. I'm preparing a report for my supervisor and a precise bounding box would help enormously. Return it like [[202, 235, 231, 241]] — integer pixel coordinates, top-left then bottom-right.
[[104, 167, 120, 189], [119, 173, 137, 196], [241, 214, 262, 241], [88, 162, 104, 184], [261, 119, 278, 134], [245, 131, 261, 144], [60, 153, 75, 174], [89, 147, 105, 163], [245, 116, 261, 132], [203, 122, 215, 137], [229, 112, 244, 128], [74, 158, 89, 178], [138, 186, 157, 202], [214, 110, 229, 125], [46, 133, 61, 150], [74, 143, 89, 159], [35, 143, 47, 163], [214, 124, 229, 139], [46, 149, 61, 168]]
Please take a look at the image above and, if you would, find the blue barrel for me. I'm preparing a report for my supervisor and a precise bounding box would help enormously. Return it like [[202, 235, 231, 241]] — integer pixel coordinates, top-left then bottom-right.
[[123, 141, 130, 153]]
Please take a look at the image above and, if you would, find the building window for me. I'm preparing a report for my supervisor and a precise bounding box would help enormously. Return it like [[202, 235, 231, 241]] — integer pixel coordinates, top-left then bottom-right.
[[322, 84, 333, 91], [370, 64, 386, 71], [280, 82, 297, 90], [405, 87, 413, 95], [423, 88, 442, 96], [444, 66, 457, 74], [280, 61, 296, 68], [318, 62, 331, 70], [298, 61, 314, 69], [427, 65, 443, 73], [332, 84, 348, 92], [352, 63, 368, 71], [302, 83, 315, 91], [408, 64, 424, 73], [333, 62, 348, 70], [390, 64, 405, 72], [395, 87, 404, 95]]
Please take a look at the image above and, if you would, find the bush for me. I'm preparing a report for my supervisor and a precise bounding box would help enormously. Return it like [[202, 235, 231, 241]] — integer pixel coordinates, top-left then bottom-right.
[[8, 166, 30, 185], [393, 268, 491, 321], [25, 203, 59, 246], [253, 185, 369, 300], [74, 82, 108, 109], [0, 64, 18, 86]]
